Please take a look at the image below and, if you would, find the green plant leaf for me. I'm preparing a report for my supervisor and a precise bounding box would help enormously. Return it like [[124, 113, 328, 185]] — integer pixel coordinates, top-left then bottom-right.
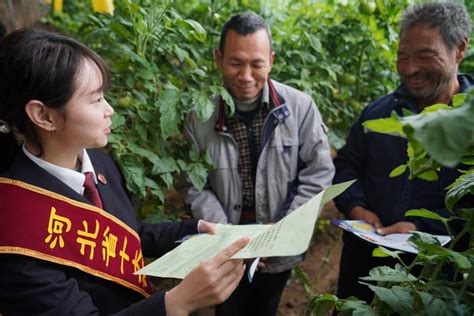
[[417, 291, 451, 316], [182, 19, 207, 42], [151, 156, 179, 174], [293, 266, 313, 295], [210, 86, 235, 117], [304, 32, 323, 53], [135, 124, 148, 141], [203, 149, 214, 166], [401, 108, 415, 117], [417, 170, 438, 181], [410, 241, 471, 270], [408, 231, 442, 246], [421, 103, 451, 113], [188, 145, 199, 162], [188, 162, 208, 191], [160, 172, 174, 189], [368, 285, 413, 316], [137, 68, 155, 80], [372, 247, 390, 257], [192, 90, 215, 122], [401, 101, 474, 167], [306, 294, 336, 316], [144, 177, 159, 190], [460, 156, 474, 165], [111, 113, 126, 129], [126, 142, 159, 162], [452, 93, 467, 107], [121, 160, 146, 197], [338, 299, 377, 316], [362, 117, 405, 136], [158, 84, 180, 140], [361, 266, 416, 283], [389, 164, 407, 177], [174, 45, 189, 63], [445, 171, 474, 211], [144, 177, 165, 203], [405, 209, 447, 222], [372, 247, 402, 259]]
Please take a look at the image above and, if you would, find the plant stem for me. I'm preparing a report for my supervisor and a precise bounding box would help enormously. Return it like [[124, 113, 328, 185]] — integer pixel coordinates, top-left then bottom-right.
[[429, 258, 447, 282], [312, 230, 342, 285], [457, 268, 473, 301], [448, 224, 469, 251]]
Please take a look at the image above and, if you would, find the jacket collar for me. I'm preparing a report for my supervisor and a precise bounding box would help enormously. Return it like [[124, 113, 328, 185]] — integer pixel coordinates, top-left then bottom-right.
[[215, 79, 286, 132], [391, 74, 474, 114], [262, 79, 286, 108]]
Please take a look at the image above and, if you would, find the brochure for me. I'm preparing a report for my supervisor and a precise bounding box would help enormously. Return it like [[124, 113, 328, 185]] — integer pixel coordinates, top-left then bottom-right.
[[331, 219, 451, 254]]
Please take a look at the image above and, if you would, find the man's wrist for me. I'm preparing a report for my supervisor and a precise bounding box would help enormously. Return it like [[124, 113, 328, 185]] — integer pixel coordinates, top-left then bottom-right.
[[337, 200, 367, 217], [348, 206, 366, 219], [403, 217, 420, 231]]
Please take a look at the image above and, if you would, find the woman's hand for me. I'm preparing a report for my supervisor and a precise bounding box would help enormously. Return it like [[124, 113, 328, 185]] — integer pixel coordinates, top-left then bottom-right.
[[165, 237, 250, 316]]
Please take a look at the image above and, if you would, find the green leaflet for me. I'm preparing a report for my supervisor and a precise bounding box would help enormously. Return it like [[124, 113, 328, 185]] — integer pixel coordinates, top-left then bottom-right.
[[445, 170, 474, 211], [368, 285, 413, 316], [405, 209, 448, 222], [389, 164, 407, 177], [401, 99, 474, 168], [192, 89, 215, 122], [187, 162, 208, 192], [306, 294, 337, 316], [410, 241, 471, 271], [362, 116, 405, 136], [158, 84, 180, 140], [361, 266, 416, 283]]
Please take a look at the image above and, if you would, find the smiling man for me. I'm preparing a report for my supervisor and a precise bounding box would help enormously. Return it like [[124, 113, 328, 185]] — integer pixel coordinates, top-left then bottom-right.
[[184, 13, 335, 316], [333, 2, 472, 302]]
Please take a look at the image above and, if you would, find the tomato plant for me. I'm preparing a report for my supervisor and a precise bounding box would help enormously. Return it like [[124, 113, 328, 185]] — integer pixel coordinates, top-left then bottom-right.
[[43, 0, 469, 221], [42, 2, 474, 313], [307, 89, 474, 316]]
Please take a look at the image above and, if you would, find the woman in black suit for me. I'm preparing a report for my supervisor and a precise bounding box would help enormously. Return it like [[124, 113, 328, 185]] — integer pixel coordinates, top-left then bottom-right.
[[0, 28, 248, 316]]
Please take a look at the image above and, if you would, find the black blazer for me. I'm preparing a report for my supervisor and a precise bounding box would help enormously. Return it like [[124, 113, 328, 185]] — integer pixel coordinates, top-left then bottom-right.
[[0, 148, 198, 315]]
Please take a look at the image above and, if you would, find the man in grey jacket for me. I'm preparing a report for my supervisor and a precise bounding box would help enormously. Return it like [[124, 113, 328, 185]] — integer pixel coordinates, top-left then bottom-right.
[[184, 13, 335, 316]]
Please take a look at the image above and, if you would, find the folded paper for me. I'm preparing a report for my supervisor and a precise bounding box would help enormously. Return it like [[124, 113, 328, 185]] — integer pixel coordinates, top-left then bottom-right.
[[136, 180, 355, 279]]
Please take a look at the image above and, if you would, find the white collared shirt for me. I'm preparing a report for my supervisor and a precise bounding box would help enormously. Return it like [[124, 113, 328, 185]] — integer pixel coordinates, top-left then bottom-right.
[[23, 145, 97, 195], [23, 146, 204, 232]]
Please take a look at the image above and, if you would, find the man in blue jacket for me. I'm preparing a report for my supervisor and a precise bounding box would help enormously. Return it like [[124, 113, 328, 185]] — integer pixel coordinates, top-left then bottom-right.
[[333, 2, 472, 302]]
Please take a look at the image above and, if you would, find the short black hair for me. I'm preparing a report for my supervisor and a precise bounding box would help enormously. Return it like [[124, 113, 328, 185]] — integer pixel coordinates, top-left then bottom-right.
[[219, 13, 272, 54]]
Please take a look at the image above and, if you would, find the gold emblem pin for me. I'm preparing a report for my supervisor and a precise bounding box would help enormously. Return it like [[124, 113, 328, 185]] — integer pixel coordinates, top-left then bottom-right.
[[97, 173, 107, 185]]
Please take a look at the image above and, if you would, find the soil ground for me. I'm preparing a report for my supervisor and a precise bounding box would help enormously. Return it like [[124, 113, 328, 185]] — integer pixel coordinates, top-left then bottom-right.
[[277, 202, 343, 315]]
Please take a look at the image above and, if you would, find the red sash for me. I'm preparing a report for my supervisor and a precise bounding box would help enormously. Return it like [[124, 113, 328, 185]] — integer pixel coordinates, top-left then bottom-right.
[[0, 177, 152, 297]]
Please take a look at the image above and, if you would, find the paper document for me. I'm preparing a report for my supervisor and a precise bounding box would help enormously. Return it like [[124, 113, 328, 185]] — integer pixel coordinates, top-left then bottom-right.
[[136, 180, 355, 279], [332, 219, 451, 253]]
